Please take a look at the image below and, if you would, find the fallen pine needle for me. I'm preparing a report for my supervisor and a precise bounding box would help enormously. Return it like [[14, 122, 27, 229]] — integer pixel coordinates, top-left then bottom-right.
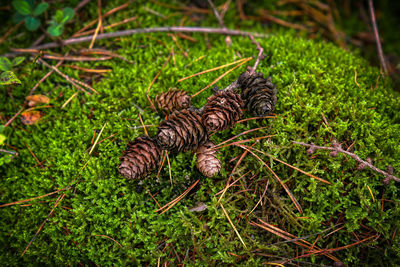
[[220, 202, 248, 249], [22, 194, 66, 256], [178, 57, 251, 82], [192, 57, 252, 97], [93, 234, 123, 248], [138, 112, 148, 136], [156, 179, 199, 214]]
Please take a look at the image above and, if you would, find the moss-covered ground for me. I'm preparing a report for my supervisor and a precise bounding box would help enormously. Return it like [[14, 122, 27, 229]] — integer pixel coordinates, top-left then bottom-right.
[[1, 1, 400, 266]]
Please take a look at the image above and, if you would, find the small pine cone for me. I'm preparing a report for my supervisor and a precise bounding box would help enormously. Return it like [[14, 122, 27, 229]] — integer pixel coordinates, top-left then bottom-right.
[[119, 136, 161, 179], [238, 71, 277, 116], [196, 141, 221, 177], [156, 109, 208, 153], [202, 89, 244, 132], [155, 89, 191, 115]]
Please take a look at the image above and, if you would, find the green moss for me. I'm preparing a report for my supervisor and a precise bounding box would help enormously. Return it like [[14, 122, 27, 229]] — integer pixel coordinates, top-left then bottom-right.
[[1, 1, 400, 266]]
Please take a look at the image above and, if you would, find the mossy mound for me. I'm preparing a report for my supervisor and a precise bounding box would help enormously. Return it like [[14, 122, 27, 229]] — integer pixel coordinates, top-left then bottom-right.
[[1, 21, 400, 267]]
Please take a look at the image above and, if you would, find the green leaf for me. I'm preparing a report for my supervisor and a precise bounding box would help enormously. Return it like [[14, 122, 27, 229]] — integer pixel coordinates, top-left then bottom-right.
[[0, 125, 4, 133], [0, 57, 12, 72], [12, 0, 31, 15], [47, 24, 64, 37], [33, 2, 49, 16], [0, 134, 5, 146], [12, 57, 25, 67], [0, 71, 22, 86], [61, 7, 74, 23], [25, 16, 40, 31], [54, 9, 64, 23]]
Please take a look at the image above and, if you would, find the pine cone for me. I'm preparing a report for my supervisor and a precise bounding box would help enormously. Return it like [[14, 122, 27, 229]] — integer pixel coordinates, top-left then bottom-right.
[[238, 71, 277, 116], [202, 89, 244, 132], [156, 109, 208, 153], [196, 141, 221, 177], [155, 89, 191, 115], [119, 136, 161, 179]]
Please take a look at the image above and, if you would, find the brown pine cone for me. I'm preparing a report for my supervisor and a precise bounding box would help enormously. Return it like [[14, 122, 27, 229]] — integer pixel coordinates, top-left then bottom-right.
[[202, 89, 244, 132], [238, 71, 277, 116], [155, 89, 191, 115], [156, 109, 208, 153], [196, 141, 221, 177], [119, 136, 161, 179]]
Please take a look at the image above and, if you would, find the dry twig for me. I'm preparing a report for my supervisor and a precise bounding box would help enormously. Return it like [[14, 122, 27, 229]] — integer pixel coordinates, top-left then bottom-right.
[[3, 27, 268, 57], [368, 0, 388, 74], [293, 141, 399, 184]]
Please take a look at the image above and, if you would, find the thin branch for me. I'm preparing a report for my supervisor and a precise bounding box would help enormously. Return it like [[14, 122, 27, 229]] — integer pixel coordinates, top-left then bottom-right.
[[248, 35, 264, 75], [207, 0, 232, 46], [368, 0, 388, 74], [293, 141, 400, 184], [3, 27, 269, 57]]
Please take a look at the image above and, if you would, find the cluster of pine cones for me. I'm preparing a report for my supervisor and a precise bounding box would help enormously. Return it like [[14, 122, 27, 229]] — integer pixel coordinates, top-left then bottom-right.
[[119, 70, 277, 180]]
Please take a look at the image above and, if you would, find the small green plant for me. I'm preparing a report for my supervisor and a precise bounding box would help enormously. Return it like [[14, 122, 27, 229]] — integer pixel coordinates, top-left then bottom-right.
[[12, 0, 49, 31], [0, 57, 25, 72], [0, 57, 24, 86], [47, 7, 74, 37]]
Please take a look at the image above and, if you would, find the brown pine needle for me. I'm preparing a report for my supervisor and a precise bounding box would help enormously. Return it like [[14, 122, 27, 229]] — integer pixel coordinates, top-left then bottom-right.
[[22, 194, 66, 256], [212, 135, 274, 151], [61, 92, 79, 109], [29, 59, 64, 96], [148, 191, 161, 208], [146, 55, 171, 110], [25, 143, 43, 168], [156, 179, 200, 214], [178, 57, 250, 82], [216, 170, 251, 199], [192, 57, 252, 97], [138, 113, 148, 136], [38, 59, 91, 95], [73, 2, 131, 37], [66, 65, 112, 73], [169, 33, 188, 57], [251, 219, 340, 262], [93, 234, 123, 248], [243, 145, 330, 185], [166, 151, 173, 185], [0, 188, 70, 208], [73, 17, 137, 37], [89, 0, 103, 49], [248, 179, 269, 215], [4, 107, 24, 128], [213, 126, 270, 149], [237, 144, 303, 214], [220, 202, 248, 249], [236, 115, 276, 124], [156, 150, 167, 178]]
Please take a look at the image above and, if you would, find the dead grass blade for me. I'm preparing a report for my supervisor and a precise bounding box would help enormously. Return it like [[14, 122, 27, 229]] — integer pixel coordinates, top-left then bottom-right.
[[93, 234, 123, 248], [89, 122, 107, 155]]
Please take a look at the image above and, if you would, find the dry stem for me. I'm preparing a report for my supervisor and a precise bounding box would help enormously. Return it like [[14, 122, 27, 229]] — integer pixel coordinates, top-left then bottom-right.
[[293, 141, 399, 184]]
